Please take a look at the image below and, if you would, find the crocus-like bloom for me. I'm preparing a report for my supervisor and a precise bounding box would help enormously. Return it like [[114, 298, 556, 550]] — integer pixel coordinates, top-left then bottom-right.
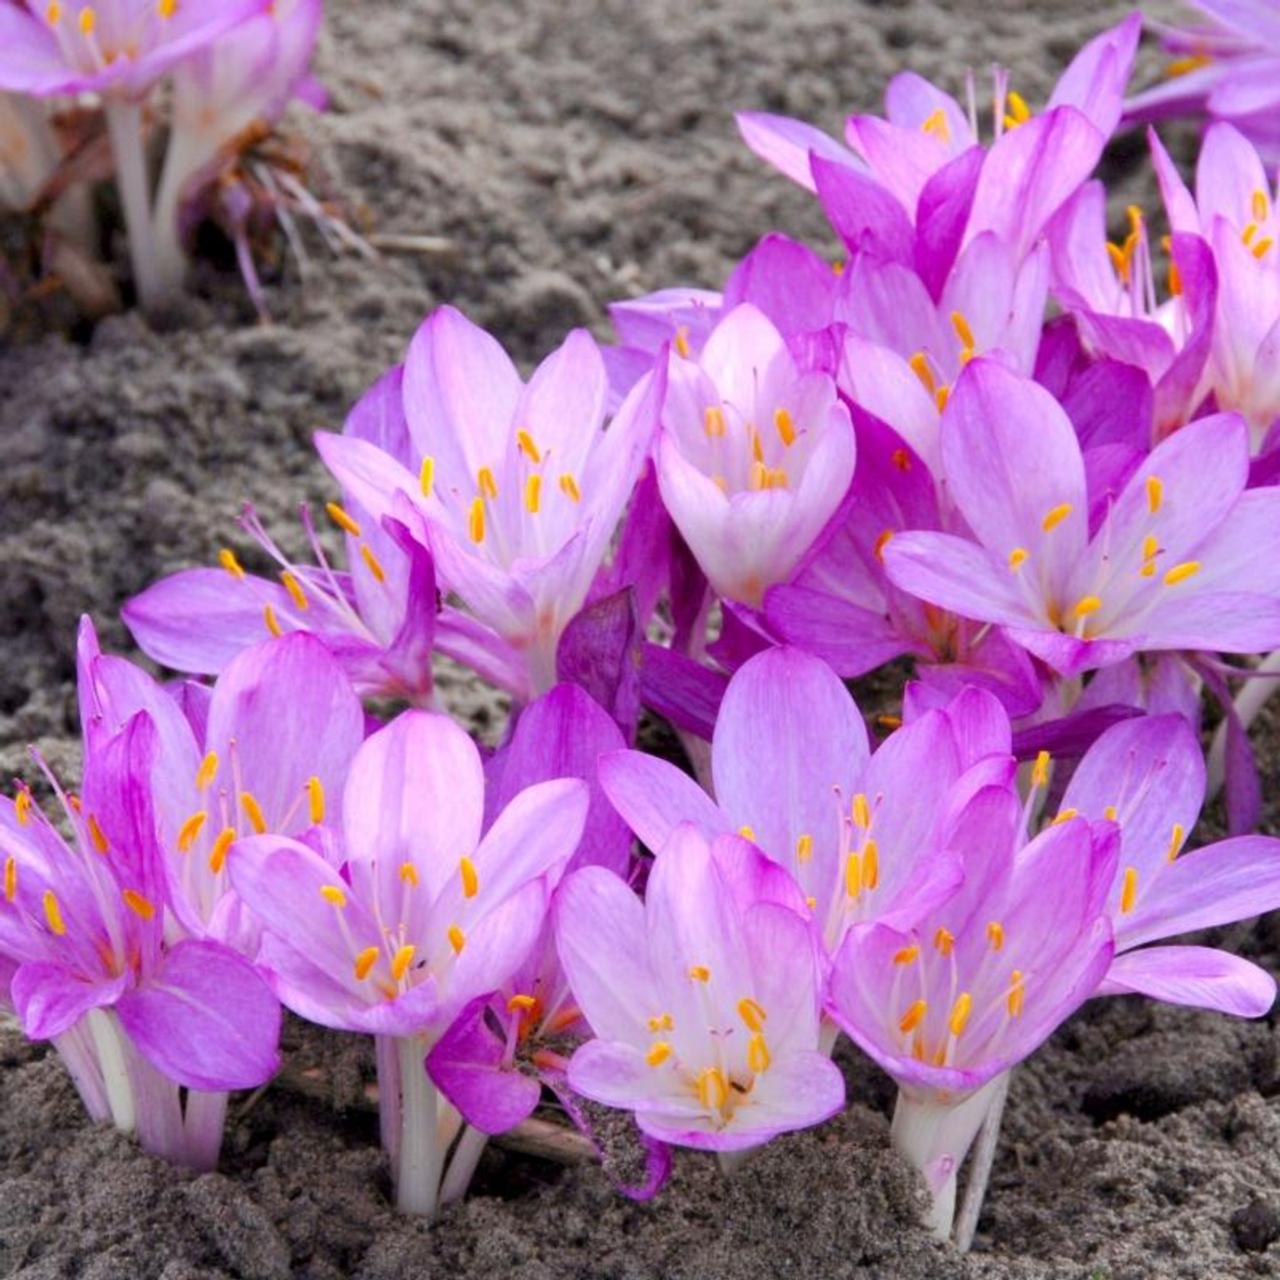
[[0, 708, 280, 1171], [316, 307, 662, 699], [883, 359, 1280, 676], [76, 617, 364, 945], [1059, 713, 1280, 1016], [600, 646, 1010, 964], [556, 823, 845, 1152], [230, 709, 588, 1214], [828, 792, 1116, 1236], [655, 303, 855, 608]]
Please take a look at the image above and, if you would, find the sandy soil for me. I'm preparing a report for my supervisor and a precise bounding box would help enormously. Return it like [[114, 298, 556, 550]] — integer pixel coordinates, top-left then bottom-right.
[[3, 1, 1280, 1276]]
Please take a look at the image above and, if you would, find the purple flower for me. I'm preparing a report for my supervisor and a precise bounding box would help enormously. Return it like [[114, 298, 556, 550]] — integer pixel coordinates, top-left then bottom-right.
[[317, 307, 662, 700], [555, 824, 845, 1153], [655, 303, 856, 608], [883, 359, 1280, 676], [0, 709, 280, 1170], [601, 646, 1011, 964]]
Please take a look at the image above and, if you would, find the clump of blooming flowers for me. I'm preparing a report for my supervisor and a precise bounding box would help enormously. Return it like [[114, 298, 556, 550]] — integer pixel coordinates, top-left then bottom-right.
[[6, 3, 1280, 1260]]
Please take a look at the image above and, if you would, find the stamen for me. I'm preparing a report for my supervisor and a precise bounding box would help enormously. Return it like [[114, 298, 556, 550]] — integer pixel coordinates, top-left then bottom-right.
[[478, 467, 498, 500], [874, 529, 893, 563], [933, 927, 954, 956], [738, 997, 767, 1032], [517, 429, 543, 463], [950, 310, 976, 352], [1031, 750, 1050, 787], [844, 852, 860, 898], [696, 1066, 728, 1110], [399, 862, 419, 886], [78, 6, 95, 36], [1008, 546, 1029, 570], [861, 839, 879, 890], [281, 571, 309, 609], [15, 791, 31, 826], [750, 431, 765, 465], [46, 2, 61, 21], [1006, 90, 1031, 124], [908, 351, 936, 394], [177, 811, 207, 852], [1052, 807, 1079, 824], [420, 456, 435, 497], [795, 833, 814, 863], [1120, 867, 1138, 914], [689, 964, 711, 982], [1007, 970, 1025, 1017], [157, 0, 177, 17], [934, 385, 950, 412], [1104, 804, 1118, 821], [2, 856, 14, 902], [218, 548, 246, 579], [1163, 561, 1201, 586], [325, 502, 362, 538], [1042, 503, 1073, 532], [948, 992, 973, 1037], [508, 994, 539, 1013], [1072, 595, 1102, 619], [646, 1041, 672, 1067], [360, 545, 387, 584], [43, 889, 66, 935], [920, 107, 950, 141], [648, 1012, 674, 1032], [264, 605, 283, 638], [1243, 221, 1259, 246], [391, 944, 417, 980], [354, 947, 379, 981], [1254, 189, 1270, 223], [320, 884, 347, 908], [122, 889, 155, 921], [1168, 261, 1183, 296], [525, 474, 542, 514], [468, 497, 485, 543], [459, 856, 479, 898], [898, 999, 927, 1034], [559, 473, 581, 502], [1146, 474, 1163, 514], [986, 921, 1005, 952], [307, 777, 325, 825], [674, 327, 691, 359], [893, 944, 920, 965], [774, 408, 797, 447], [1106, 242, 1130, 281], [208, 827, 235, 874], [1254, 237, 1274, 259], [704, 406, 727, 437], [86, 814, 109, 854], [240, 792, 268, 834], [747, 1033, 771, 1073], [196, 751, 219, 790], [852, 793, 871, 830], [1167, 823, 1185, 862], [1164, 53, 1211, 78], [738, 825, 756, 840]]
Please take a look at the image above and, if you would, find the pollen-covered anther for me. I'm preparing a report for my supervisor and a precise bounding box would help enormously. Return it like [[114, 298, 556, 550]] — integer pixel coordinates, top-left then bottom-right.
[[920, 107, 950, 141], [1167, 822, 1185, 862], [1031, 749, 1050, 788], [948, 991, 973, 1037], [360, 545, 387, 584], [1146, 474, 1163, 514], [399, 862, 419, 886], [646, 1041, 672, 1067], [738, 825, 755, 841], [78, 5, 95, 36], [15, 790, 32, 826], [689, 964, 711, 983], [157, 0, 177, 17], [87, 814, 109, 855], [1072, 595, 1102, 620], [122, 889, 155, 921], [986, 920, 1005, 952], [861, 839, 879, 890], [3, 856, 14, 902], [195, 751, 219, 790], [419, 455, 435, 497], [517, 429, 543, 463], [354, 947, 379, 981], [696, 1066, 728, 1110], [1042, 503, 1073, 532], [391, 944, 417, 980], [1008, 546, 1029, 570], [208, 827, 235, 874], [737, 997, 767, 1032], [1120, 867, 1138, 914], [508, 994, 539, 1014], [1007, 970, 1025, 1017], [325, 502, 362, 538], [43, 889, 67, 936], [1052, 807, 1079, 824], [448, 925, 466, 954], [320, 884, 347, 908], [468, 496, 485, 544], [933, 926, 954, 956], [1253, 237, 1274, 259], [874, 529, 894, 563], [774, 407, 797, 446], [704, 405, 726, 437], [648, 1012, 674, 1032], [219, 548, 246, 579], [898, 998, 927, 1034], [459, 856, 479, 898], [307, 776, 325, 825], [177, 811, 207, 853], [559, 473, 581, 502], [524, 473, 542, 514], [893, 944, 920, 966], [844, 852, 861, 899], [46, 2, 61, 22], [747, 1033, 771, 1073], [934, 385, 951, 413], [240, 791, 268, 834], [950, 310, 977, 360], [1163, 560, 1201, 586], [852, 792, 871, 830], [477, 467, 498, 500], [1104, 804, 1118, 821], [795, 833, 814, 863], [1006, 89, 1031, 126], [674, 327, 691, 359], [264, 605, 283, 638], [280, 570, 309, 609], [908, 351, 936, 394]]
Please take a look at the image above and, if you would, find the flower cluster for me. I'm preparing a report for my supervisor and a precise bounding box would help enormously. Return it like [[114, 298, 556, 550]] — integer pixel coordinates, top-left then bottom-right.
[[5, 5, 1280, 1255]]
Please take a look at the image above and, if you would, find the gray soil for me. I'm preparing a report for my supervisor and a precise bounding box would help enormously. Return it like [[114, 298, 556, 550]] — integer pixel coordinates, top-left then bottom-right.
[[3, 0, 1279, 1276]]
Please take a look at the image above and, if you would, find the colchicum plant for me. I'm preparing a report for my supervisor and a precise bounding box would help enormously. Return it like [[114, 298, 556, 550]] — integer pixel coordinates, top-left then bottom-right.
[[4, 4, 1280, 1262]]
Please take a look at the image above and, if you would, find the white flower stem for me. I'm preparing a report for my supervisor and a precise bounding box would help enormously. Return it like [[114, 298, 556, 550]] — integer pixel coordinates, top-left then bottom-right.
[[103, 98, 172, 310], [182, 1089, 230, 1173], [391, 1035, 445, 1217], [150, 124, 212, 302], [1207, 648, 1280, 797], [953, 1069, 1011, 1252], [440, 1123, 488, 1205], [86, 1007, 136, 1135]]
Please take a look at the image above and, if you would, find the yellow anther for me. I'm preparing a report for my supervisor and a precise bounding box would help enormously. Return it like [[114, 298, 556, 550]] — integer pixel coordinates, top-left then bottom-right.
[[1073, 595, 1103, 620], [1167, 822, 1185, 863], [46, 2, 61, 21], [934, 385, 951, 413], [320, 884, 347, 908], [805, 895, 817, 909], [1243, 221, 1259, 246], [852, 792, 871, 830], [862, 839, 879, 890], [218, 548, 246, 579], [1168, 261, 1183, 296], [177, 811, 207, 853], [43, 889, 66, 936], [477, 466, 498, 500], [1163, 561, 1201, 586], [674, 327, 691, 359], [354, 947, 379, 981], [1007, 970, 1026, 1017], [524, 473, 542, 514], [360, 544, 387, 584], [87, 814, 109, 855], [306, 776, 325, 825], [447, 925, 466, 954], [950, 310, 976, 352], [240, 792, 267, 835], [647, 1012, 674, 1032], [908, 351, 936, 394], [15, 791, 31, 826], [391, 944, 417, 980], [280, 570, 309, 610], [898, 999, 928, 1034], [459, 856, 479, 899], [1146, 474, 1163, 514], [795, 833, 814, 863], [1126, 205, 1143, 239], [1106, 241, 1130, 282], [78, 6, 95, 36], [893, 944, 920, 966], [1165, 52, 1212, 78], [696, 1066, 728, 1110], [948, 991, 973, 1037], [325, 502, 361, 538], [1120, 866, 1138, 914], [1254, 237, 1274, 259], [467, 496, 486, 544], [1007, 90, 1031, 124], [195, 751, 219, 791], [399, 862, 419, 886], [844, 852, 861, 899], [1008, 546, 1029, 570], [1104, 804, 1118, 821], [747, 1033, 771, 1073], [874, 529, 894, 563], [934, 927, 954, 956], [263, 605, 283, 638], [986, 921, 1005, 952], [689, 964, 711, 982], [1254, 190, 1271, 223], [738, 825, 756, 841], [1042, 503, 1073, 532], [122, 889, 156, 921], [2, 856, 14, 903], [1053, 807, 1079, 824], [920, 107, 950, 141], [891, 448, 912, 472], [738, 997, 767, 1032], [646, 1041, 672, 1067], [1142, 533, 1159, 565], [1031, 750, 1051, 788], [559, 473, 581, 503], [774, 407, 797, 447], [508, 994, 539, 1014], [704, 405, 727, 437], [517, 429, 543, 463], [750, 429, 765, 465], [208, 827, 235, 874], [157, 0, 177, 17], [419, 455, 435, 497], [832, 258, 845, 276]]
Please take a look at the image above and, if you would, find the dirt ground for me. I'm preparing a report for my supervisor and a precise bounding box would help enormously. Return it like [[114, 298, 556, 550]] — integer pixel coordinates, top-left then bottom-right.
[[3, 0, 1280, 1276]]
